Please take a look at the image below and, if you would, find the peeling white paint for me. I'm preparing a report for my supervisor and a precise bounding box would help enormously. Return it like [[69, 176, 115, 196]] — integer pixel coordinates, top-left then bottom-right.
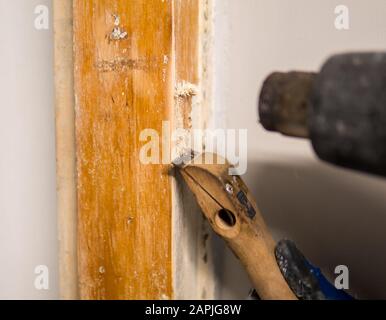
[[110, 14, 128, 41], [175, 81, 198, 98]]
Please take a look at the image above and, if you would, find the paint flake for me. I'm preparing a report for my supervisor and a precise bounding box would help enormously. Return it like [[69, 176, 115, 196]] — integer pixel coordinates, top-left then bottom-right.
[[175, 81, 198, 98], [110, 14, 128, 41]]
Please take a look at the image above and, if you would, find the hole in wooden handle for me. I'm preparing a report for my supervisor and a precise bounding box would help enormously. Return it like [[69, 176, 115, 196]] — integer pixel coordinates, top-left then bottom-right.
[[216, 209, 236, 229]]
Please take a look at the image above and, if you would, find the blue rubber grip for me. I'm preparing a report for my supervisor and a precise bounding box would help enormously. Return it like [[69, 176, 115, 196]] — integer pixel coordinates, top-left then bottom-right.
[[304, 260, 354, 300]]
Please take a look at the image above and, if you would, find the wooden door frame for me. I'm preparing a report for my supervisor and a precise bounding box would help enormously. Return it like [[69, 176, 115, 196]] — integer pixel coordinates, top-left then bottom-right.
[[54, 0, 216, 300]]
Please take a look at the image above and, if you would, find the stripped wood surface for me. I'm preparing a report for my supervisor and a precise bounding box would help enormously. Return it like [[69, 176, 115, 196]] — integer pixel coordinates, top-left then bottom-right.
[[73, 0, 173, 299], [72, 0, 217, 300]]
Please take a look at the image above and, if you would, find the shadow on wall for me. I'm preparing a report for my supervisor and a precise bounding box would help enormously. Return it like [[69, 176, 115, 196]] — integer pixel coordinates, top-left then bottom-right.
[[215, 156, 386, 299]]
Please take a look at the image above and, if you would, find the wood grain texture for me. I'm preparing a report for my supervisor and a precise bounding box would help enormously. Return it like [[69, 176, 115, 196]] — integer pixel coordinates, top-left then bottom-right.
[[173, 0, 199, 131], [53, 0, 78, 300], [74, 0, 173, 300], [174, 0, 199, 82]]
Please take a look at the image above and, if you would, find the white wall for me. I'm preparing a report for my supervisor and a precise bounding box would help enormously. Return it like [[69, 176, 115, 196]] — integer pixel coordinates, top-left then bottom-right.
[[214, 0, 386, 299], [0, 0, 58, 299]]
